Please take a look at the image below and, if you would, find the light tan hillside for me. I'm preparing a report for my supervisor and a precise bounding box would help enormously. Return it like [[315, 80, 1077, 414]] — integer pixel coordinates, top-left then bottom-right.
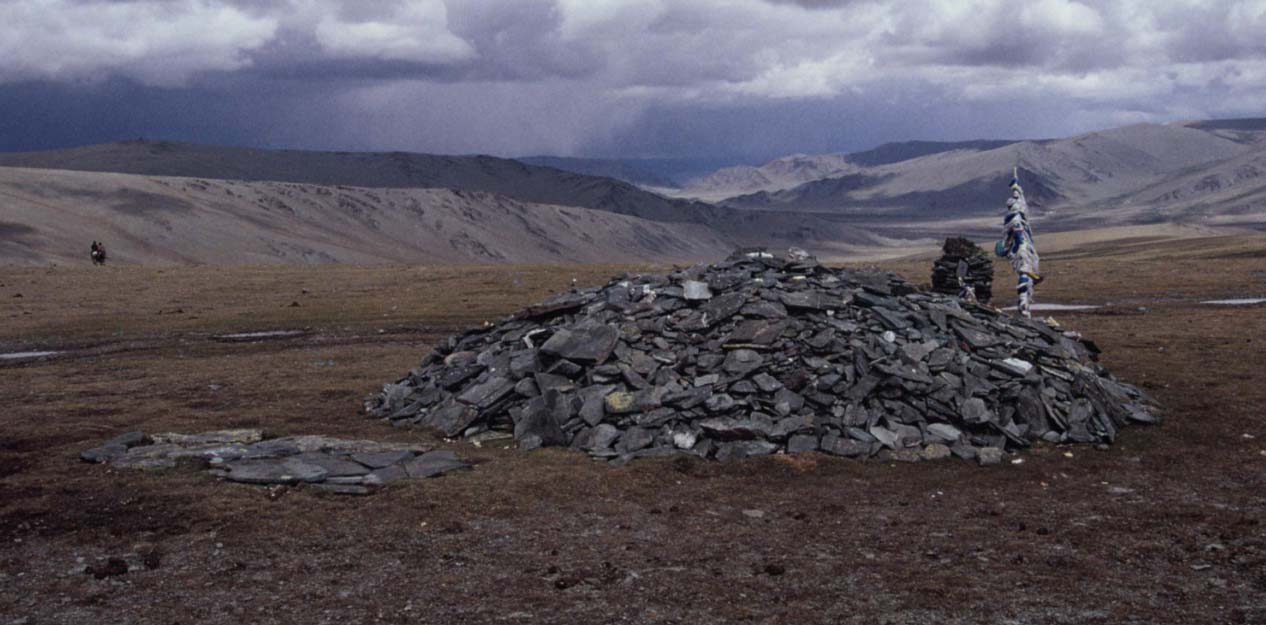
[[0, 167, 731, 266]]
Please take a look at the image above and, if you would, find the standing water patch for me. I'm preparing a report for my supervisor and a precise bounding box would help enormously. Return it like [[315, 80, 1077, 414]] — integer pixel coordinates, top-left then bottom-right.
[[0, 350, 61, 360], [213, 329, 309, 342], [1200, 298, 1266, 306], [1003, 303, 1102, 312]]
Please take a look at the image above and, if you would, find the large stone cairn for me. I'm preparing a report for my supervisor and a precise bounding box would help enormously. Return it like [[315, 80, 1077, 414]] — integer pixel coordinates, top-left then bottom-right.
[[932, 237, 994, 303], [367, 248, 1157, 464]]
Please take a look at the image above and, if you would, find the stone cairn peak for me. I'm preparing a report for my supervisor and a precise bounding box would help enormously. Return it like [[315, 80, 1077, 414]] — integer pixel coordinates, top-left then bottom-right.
[[932, 237, 995, 303], [367, 248, 1157, 465]]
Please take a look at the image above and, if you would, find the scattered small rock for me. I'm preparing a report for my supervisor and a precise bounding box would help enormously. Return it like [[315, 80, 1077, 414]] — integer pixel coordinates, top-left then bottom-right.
[[86, 558, 129, 580], [977, 447, 1004, 466], [80, 431, 150, 464], [920, 443, 952, 461], [138, 546, 162, 570]]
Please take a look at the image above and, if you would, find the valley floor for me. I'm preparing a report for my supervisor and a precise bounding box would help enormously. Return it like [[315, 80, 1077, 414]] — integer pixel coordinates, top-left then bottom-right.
[[1, 234, 1265, 624]]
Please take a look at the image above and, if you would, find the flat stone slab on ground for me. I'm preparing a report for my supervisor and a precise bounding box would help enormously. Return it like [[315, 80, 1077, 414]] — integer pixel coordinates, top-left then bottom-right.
[[225, 458, 329, 485], [402, 450, 472, 478], [152, 429, 263, 446], [314, 484, 374, 496], [294, 452, 371, 477], [350, 450, 416, 468], [83, 431, 469, 495]]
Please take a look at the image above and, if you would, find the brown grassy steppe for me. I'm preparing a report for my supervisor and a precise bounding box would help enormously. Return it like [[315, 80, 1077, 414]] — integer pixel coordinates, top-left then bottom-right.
[[1, 234, 1265, 624]]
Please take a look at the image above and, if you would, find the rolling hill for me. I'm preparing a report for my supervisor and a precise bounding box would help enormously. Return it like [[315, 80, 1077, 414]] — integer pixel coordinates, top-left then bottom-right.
[[679, 140, 1020, 201], [0, 140, 724, 226], [0, 167, 734, 266], [0, 142, 881, 259], [708, 121, 1266, 232], [517, 156, 735, 189], [7, 119, 1265, 267]]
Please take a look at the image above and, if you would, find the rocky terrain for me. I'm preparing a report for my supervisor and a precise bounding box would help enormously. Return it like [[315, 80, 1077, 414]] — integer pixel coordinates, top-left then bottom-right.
[[931, 237, 995, 303], [369, 249, 1155, 464], [1, 233, 1263, 624]]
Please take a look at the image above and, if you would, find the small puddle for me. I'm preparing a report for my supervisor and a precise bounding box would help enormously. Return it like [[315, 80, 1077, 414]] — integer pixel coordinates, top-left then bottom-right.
[[0, 350, 62, 360], [1200, 298, 1266, 306], [1003, 303, 1102, 312], [213, 329, 309, 341]]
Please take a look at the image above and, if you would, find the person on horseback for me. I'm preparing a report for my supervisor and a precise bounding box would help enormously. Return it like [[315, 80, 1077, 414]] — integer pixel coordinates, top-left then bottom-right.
[[91, 240, 107, 265]]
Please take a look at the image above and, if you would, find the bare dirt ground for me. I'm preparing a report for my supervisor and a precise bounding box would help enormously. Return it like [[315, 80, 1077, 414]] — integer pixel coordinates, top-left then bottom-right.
[[2, 235, 1265, 625]]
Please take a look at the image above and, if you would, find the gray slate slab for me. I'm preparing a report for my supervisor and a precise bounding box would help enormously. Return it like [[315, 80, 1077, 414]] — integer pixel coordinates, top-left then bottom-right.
[[224, 458, 329, 485], [403, 450, 471, 478], [539, 323, 619, 364]]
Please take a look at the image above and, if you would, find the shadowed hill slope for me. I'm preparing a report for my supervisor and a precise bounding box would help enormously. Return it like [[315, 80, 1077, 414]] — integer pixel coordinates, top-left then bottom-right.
[[680, 140, 1021, 201], [0, 167, 734, 266], [713, 122, 1266, 227], [517, 156, 734, 189], [0, 141, 881, 252], [0, 140, 888, 263], [0, 140, 724, 226]]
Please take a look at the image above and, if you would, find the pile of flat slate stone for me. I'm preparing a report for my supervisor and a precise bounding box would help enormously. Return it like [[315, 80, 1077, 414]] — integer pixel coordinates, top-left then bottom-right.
[[931, 237, 994, 303], [367, 248, 1157, 465], [81, 429, 469, 495]]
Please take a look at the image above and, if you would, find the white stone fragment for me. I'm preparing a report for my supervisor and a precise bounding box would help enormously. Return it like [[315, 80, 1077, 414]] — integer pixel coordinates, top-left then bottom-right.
[[1001, 357, 1034, 374]]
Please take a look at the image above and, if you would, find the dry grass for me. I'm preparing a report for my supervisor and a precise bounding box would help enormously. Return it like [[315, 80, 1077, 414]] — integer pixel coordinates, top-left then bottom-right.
[[2, 233, 1265, 624]]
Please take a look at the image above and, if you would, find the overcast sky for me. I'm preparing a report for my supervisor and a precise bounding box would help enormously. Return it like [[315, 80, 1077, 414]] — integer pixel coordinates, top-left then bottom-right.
[[1, 0, 1265, 161]]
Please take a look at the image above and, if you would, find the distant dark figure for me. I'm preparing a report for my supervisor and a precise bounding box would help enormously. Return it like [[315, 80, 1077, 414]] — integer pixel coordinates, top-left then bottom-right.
[[91, 241, 107, 266]]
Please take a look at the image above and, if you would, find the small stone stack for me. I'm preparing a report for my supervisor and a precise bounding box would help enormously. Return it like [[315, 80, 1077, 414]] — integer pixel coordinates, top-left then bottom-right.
[[366, 248, 1157, 464], [932, 237, 994, 303]]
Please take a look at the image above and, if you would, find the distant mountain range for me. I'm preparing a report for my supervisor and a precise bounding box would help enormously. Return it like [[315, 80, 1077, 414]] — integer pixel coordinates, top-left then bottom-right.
[[517, 155, 737, 189], [688, 120, 1266, 233], [2, 119, 1264, 266], [675, 140, 1022, 202], [0, 141, 872, 265], [0, 140, 717, 225], [0, 166, 734, 265]]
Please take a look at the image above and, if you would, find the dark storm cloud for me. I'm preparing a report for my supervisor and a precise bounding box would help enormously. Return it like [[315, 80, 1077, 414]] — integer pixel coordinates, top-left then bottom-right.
[[1, 1, 1265, 159], [0, 77, 336, 152]]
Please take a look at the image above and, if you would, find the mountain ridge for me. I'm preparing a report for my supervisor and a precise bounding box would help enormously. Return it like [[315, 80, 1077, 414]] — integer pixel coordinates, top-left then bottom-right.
[[711, 121, 1266, 228], [6, 118, 1266, 266], [0, 140, 726, 226], [0, 166, 734, 266]]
